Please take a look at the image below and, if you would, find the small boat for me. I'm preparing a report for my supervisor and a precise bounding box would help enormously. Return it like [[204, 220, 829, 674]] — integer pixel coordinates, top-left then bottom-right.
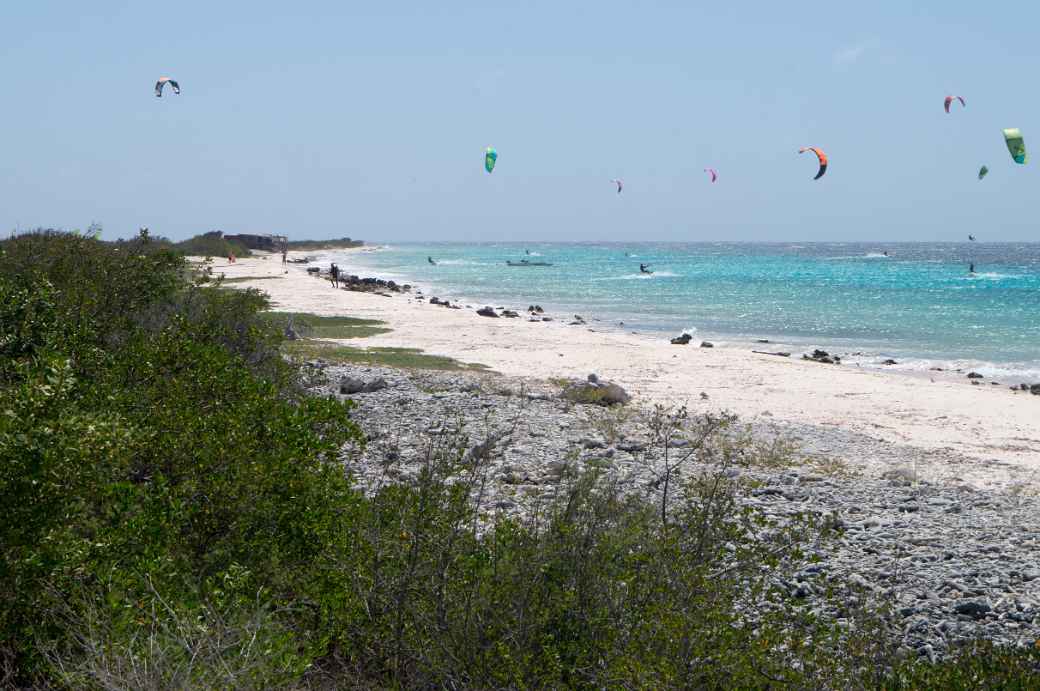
[[506, 260, 553, 267]]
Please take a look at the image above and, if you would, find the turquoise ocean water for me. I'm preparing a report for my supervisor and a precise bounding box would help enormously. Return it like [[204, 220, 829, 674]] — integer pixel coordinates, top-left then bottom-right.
[[321, 242, 1040, 381]]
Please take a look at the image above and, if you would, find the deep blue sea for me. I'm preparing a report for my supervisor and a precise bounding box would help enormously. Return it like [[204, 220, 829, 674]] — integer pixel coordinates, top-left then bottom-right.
[[322, 242, 1040, 380]]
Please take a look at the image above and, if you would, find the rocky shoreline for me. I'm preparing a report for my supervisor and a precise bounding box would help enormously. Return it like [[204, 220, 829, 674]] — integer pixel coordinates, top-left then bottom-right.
[[304, 361, 1040, 659]]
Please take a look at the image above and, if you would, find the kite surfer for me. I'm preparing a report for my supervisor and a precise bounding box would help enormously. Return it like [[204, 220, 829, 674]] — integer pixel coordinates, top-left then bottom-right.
[[639, 263, 653, 274], [428, 256, 436, 265]]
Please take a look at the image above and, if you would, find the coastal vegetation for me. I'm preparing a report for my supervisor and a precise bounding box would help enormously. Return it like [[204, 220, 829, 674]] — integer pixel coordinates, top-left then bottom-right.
[[285, 341, 489, 371], [1, 229, 1038, 688], [284, 237, 363, 251], [171, 230, 253, 258], [261, 311, 392, 340]]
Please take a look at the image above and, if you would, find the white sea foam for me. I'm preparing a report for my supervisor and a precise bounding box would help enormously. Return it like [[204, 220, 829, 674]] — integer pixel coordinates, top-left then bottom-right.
[[959, 272, 1019, 281], [436, 259, 491, 266], [593, 271, 678, 281], [841, 354, 1040, 382]]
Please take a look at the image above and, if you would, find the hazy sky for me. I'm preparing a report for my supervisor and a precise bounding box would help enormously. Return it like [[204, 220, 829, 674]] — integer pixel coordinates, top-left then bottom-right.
[[2, 2, 1039, 242]]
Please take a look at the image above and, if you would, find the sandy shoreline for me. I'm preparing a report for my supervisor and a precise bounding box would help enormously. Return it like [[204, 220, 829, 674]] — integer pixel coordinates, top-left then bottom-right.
[[207, 250, 1040, 491]]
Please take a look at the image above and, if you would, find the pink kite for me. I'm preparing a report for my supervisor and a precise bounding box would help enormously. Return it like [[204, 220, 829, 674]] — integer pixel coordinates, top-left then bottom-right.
[[944, 95, 965, 113]]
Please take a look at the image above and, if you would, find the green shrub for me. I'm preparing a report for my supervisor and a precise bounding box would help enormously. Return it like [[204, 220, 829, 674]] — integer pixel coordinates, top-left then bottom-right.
[[0, 230, 361, 684], [886, 640, 1040, 689], [174, 230, 251, 258]]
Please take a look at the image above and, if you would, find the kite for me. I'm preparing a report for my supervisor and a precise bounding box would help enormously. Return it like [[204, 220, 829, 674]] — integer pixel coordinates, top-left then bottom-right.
[[484, 147, 498, 173], [944, 95, 966, 113], [1003, 129, 1027, 164], [611, 179, 623, 194], [155, 77, 180, 97], [704, 168, 717, 183], [799, 147, 828, 180], [968, 235, 976, 241], [978, 166, 988, 180]]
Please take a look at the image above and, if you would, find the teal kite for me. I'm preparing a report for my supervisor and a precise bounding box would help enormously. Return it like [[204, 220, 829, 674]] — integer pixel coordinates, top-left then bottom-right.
[[978, 165, 988, 180], [484, 147, 497, 174], [1003, 129, 1026, 164]]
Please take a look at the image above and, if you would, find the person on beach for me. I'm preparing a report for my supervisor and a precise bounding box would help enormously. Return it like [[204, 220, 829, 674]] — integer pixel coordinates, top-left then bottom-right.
[[282, 248, 287, 265], [330, 263, 340, 288], [228, 252, 235, 264]]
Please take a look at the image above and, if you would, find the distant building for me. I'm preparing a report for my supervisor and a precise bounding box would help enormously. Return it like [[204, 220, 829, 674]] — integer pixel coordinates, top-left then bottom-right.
[[223, 233, 288, 251]]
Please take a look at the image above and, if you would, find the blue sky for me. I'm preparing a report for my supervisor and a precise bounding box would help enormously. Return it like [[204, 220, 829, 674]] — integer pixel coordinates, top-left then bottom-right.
[[1, 1, 1038, 242]]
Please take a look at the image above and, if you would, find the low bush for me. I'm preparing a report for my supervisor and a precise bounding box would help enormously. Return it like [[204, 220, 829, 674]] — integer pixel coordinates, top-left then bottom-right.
[[0, 230, 360, 685], [174, 230, 251, 258]]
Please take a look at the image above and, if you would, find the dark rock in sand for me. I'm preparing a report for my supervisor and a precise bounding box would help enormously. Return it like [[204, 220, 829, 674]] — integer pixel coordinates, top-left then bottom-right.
[[967, 372, 984, 379], [670, 333, 692, 345], [882, 359, 898, 366], [542, 317, 552, 322], [804, 349, 839, 364], [430, 297, 443, 305], [587, 373, 599, 383], [562, 379, 631, 406], [700, 341, 714, 348], [1031, 384, 1040, 396], [953, 599, 992, 619], [756, 339, 771, 344], [501, 310, 520, 318], [339, 376, 388, 395], [476, 306, 499, 318]]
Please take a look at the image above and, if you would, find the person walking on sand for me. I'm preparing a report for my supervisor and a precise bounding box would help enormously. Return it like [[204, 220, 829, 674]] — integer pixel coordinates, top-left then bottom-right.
[[281, 247, 288, 265], [330, 263, 340, 288]]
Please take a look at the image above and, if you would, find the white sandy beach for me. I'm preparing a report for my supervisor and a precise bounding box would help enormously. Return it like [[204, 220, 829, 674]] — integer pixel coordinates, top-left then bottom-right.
[[208, 250, 1040, 491]]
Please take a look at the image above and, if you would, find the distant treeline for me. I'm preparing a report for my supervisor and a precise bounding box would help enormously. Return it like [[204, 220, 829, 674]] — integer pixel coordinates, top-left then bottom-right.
[[285, 236, 363, 250], [113, 230, 365, 257], [105, 229, 253, 258]]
